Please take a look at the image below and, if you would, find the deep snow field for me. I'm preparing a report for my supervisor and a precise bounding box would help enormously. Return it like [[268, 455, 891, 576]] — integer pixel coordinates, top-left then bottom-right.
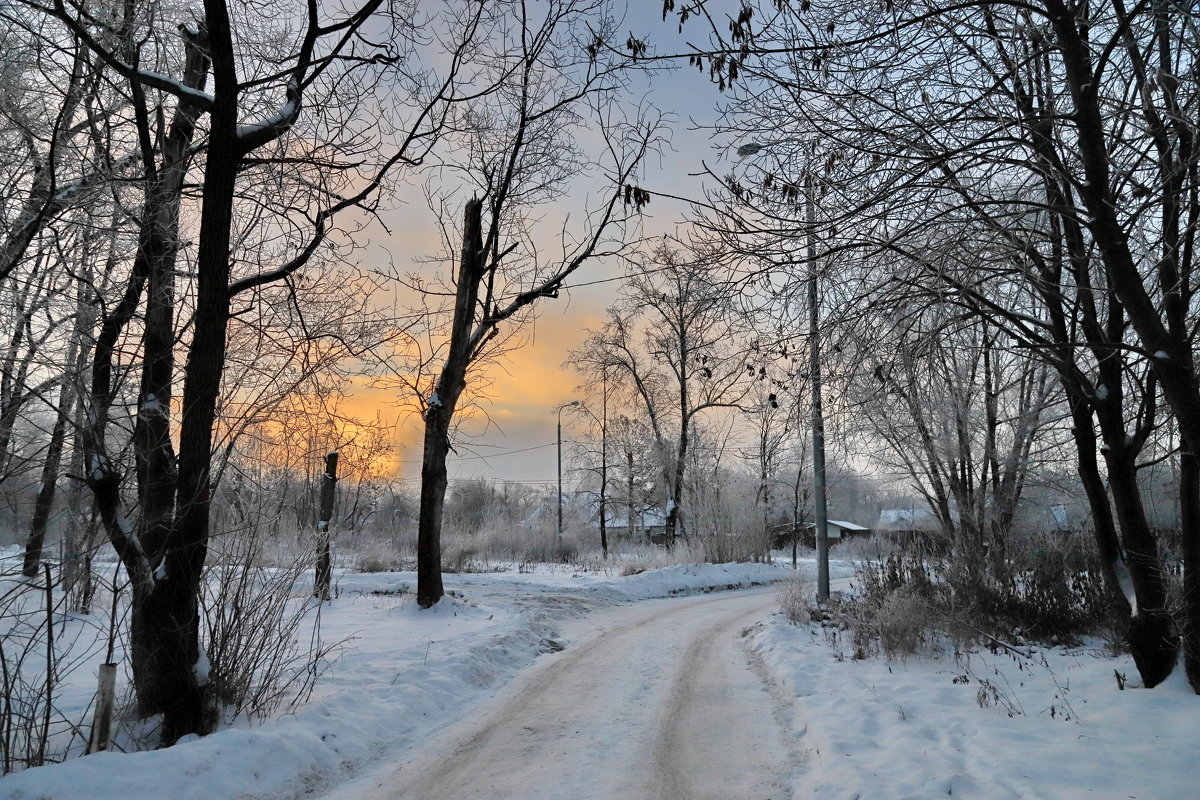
[[747, 606, 1198, 799], [0, 551, 1195, 800]]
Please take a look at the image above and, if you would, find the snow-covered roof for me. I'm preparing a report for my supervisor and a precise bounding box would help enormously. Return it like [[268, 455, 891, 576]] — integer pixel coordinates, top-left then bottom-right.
[[800, 519, 868, 531], [799, 519, 870, 537]]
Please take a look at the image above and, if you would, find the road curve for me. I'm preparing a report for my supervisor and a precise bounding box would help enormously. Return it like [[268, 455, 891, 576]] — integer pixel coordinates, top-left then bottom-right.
[[323, 587, 804, 800]]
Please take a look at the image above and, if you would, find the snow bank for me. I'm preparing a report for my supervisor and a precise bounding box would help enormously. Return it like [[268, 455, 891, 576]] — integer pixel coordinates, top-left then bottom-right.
[[748, 614, 1200, 800], [586, 561, 788, 600], [0, 562, 787, 800]]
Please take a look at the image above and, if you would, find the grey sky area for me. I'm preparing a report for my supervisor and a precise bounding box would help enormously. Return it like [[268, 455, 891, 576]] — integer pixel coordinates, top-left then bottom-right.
[[370, 3, 740, 485]]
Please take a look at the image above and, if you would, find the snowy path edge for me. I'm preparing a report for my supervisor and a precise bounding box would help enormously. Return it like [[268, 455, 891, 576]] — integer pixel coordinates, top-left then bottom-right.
[[0, 562, 790, 800]]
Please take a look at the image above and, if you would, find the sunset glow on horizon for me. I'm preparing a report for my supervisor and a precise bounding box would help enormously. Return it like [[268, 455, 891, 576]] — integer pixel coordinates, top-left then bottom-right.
[[335, 305, 610, 483]]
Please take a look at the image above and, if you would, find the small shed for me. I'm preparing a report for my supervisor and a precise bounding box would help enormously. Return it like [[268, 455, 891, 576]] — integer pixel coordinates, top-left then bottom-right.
[[807, 519, 870, 546], [602, 508, 667, 540], [773, 519, 870, 549]]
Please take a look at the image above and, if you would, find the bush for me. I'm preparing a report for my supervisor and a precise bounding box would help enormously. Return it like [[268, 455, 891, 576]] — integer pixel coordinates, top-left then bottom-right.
[[970, 555, 1113, 644], [873, 586, 939, 660], [348, 530, 417, 573], [0, 563, 104, 773], [779, 574, 816, 623], [840, 535, 1119, 658], [201, 528, 338, 723]]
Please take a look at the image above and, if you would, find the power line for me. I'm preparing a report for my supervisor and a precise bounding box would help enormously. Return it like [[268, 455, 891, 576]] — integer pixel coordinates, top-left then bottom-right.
[[394, 440, 559, 465]]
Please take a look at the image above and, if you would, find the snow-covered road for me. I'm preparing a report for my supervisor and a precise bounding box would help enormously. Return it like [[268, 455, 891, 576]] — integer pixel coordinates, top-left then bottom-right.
[[5, 560, 1194, 800], [323, 587, 802, 800]]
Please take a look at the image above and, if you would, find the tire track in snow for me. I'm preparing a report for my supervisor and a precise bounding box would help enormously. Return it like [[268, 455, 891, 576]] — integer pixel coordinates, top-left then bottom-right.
[[650, 602, 800, 800], [322, 588, 799, 800]]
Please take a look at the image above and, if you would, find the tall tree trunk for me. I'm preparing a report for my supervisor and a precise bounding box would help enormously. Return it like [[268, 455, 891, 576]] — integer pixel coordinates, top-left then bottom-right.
[[626, 449, 637, 540], [1104, 448, 1178, 686], [148, 4, 241, 742], [1179, 443, 1200, 687], [1051, 5, 1200, 689], [417, 198, 485, 608], [598, 376, 608, 558], [81, 24, 213, 739], [62, 255, 97, 607], [314, 452, 338, 600], [23, 302, 86, 577], [664, 417, 688, 547], [1064, 397, 1125, 605], [1063, 384, 1181, 686]]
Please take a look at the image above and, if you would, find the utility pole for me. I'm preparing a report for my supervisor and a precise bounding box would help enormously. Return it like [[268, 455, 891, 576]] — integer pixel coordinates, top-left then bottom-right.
[[557, 401, 579, 544], [808, 172, 830, 602], [737, 138, 829, 598], [600, 370, 608, 558]]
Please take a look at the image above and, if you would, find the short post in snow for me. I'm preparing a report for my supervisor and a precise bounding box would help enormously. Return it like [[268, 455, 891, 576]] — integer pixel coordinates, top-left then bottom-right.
[[88, 662, 118, 753], [314, 451, 338, 601]]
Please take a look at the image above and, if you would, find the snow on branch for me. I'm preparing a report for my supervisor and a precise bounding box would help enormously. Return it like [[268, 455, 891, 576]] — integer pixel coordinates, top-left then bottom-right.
[[236, 79, 302, 151]]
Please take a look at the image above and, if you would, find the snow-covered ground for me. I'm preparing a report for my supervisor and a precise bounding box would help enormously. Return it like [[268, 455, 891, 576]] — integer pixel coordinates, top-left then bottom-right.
[[0, 559, 789, 800], [748, 606, 1198, 800], [1, 555, 1196, 800]]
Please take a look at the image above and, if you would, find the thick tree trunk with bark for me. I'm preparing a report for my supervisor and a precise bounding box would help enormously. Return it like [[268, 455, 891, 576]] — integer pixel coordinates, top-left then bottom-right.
[[1049, 4, 1200, 689], [314, 452, 338, 600], [417, 198, 485, 608], [1181, 449, 1200, 686], [79, 23, 213, 740], [417, 413, 450, 607], [665, 425, 687, 547], [149, 1, 242, 741], [1104, 447, 1178, 687]]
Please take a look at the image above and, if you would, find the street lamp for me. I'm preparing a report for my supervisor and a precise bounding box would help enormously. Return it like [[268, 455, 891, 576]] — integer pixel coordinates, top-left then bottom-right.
[[738, 140, 830, 602], [556, 401, 580, 544]]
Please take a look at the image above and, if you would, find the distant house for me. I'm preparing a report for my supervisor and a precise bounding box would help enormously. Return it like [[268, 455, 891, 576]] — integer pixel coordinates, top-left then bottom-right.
[[874, 507, 948, 551], [601, 508, 667, 541], [772, 519, 870, 549]]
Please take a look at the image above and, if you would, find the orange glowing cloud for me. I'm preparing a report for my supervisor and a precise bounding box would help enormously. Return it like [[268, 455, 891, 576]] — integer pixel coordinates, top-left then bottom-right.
[[340, 305, 610, 480]]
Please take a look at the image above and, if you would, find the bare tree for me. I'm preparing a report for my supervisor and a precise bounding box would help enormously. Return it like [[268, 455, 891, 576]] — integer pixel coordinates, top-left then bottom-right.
[[16, 0, 490, 741], [574, 243, 751, 545], [660, 0, 1200, 689], [395, 0, 662, 608], [850, 300, 1057, 575]]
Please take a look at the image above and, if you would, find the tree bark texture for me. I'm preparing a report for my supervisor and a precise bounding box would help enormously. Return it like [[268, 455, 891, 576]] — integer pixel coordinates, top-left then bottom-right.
[[1047, 4, 1200, 689], [79, 22, 212, 738], [314, 452, 338, 601], [1104, 448, 1178, 687], [417, 198, 486, 608], [149, 0, 242, 742]]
